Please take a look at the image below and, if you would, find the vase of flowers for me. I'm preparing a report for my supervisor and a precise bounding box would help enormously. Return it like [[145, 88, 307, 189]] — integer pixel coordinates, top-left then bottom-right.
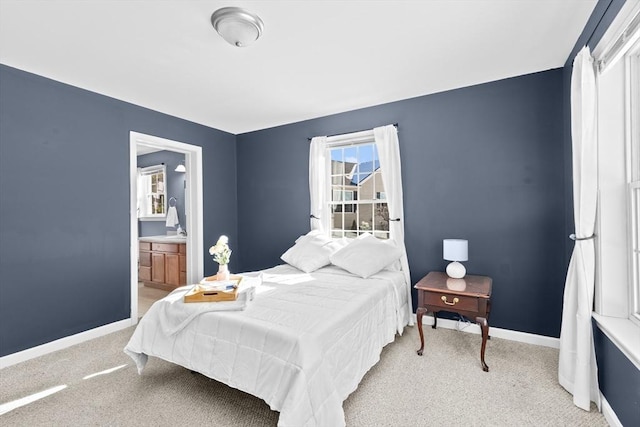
[[209, 235, 232, 281], [217, 263, 230, 281]]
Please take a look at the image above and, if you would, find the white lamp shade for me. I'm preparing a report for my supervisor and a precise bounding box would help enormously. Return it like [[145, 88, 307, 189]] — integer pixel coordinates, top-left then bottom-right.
[[443, 239, 468, 262]]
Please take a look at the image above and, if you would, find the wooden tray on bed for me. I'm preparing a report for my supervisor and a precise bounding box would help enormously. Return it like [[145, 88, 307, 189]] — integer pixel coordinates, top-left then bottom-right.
[[184, 275, 243, 303]]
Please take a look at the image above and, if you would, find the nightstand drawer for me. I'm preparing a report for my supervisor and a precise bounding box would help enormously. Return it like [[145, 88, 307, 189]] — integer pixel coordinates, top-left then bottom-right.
[[426, 292, 479, 312]]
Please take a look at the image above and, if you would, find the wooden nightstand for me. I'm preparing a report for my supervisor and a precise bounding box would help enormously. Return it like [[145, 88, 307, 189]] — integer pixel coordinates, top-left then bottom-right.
[[415, 271, 492, 371]]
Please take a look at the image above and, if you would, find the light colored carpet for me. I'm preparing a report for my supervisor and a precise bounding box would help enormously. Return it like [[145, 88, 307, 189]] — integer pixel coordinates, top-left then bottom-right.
[[138, 283, 169, 317], [0, 325, 606, 426]]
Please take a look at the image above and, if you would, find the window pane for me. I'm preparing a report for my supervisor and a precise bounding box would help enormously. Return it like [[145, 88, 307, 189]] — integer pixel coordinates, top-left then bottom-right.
[[359, 204, 373, 232], [374, 231, 390, 240], [344, 212, 357, 231], [344, 146, 357, 165], [375, 203, 390, 231], [359, 161, 374, 174], [332, 209, 345, 230], [374, 171, 384, 191], [331, 160, 344, 176], [357, 144, 374, 168]]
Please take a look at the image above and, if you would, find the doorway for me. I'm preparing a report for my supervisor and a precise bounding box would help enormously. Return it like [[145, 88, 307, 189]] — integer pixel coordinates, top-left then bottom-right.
[[129, 131, 204, 323]]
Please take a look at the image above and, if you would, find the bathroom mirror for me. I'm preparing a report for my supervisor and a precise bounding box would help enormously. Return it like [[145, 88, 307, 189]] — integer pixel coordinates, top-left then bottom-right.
[[137, 164, 167, 220]]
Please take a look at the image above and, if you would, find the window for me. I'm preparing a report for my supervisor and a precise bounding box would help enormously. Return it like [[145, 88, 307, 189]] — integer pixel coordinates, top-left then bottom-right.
[[137, 164, 166, 220], [593, 5, 640, 345], [329, 141, 389, 239]]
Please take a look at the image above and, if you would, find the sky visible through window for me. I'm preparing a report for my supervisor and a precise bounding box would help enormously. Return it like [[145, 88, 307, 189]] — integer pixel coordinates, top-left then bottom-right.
[[330, 144, 376, 165]]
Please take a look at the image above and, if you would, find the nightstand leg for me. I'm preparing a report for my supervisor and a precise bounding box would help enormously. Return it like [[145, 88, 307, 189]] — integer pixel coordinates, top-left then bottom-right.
[[477, 316, 489, 372], [416, 307, 426, 356]]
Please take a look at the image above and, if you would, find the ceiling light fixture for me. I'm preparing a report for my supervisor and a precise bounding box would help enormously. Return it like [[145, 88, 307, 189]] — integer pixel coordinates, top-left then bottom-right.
[[211, 7, 264, 48]]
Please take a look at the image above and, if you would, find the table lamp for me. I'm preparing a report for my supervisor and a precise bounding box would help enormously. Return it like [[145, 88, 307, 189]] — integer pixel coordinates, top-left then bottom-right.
[[443, 239, 468, 279]]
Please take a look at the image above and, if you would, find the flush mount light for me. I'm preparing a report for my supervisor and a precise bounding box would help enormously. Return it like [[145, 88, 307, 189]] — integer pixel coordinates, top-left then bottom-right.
[[211, 7, 264, 48]]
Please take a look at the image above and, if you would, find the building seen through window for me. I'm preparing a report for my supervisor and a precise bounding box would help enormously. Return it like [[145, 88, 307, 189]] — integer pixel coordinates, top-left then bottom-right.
[[329, 142, 389, 239]]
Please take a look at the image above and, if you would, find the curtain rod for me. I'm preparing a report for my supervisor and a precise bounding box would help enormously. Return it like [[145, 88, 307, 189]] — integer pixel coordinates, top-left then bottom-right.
[[307, 123, 398, 141]]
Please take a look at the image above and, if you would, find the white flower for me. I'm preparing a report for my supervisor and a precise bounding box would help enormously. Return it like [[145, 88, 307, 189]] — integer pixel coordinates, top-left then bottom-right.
[[209, 235, 232, 265]]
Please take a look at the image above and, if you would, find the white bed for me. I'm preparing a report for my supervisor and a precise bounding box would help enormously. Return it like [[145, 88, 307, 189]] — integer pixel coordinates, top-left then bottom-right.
[[125, 263, 410, 426]]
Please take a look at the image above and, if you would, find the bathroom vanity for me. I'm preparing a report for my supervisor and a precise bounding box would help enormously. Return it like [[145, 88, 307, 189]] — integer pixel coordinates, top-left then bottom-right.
[[139, 236, 187, 291]]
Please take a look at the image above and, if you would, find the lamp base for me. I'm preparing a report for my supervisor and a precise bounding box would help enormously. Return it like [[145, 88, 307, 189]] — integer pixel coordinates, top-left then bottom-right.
[[446, 261, 466, 279]]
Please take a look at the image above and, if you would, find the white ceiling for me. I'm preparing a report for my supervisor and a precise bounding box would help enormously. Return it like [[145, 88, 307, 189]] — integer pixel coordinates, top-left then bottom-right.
[[0, 0, 597, 134]]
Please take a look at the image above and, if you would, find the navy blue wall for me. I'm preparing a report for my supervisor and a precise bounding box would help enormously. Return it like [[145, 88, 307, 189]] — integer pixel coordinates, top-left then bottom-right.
[[137, 150, 186, 237], [237, 69, 566, 338], [0, 64, 237, 356], [562, 0, 637, 423], [593, 325, 640, 426]]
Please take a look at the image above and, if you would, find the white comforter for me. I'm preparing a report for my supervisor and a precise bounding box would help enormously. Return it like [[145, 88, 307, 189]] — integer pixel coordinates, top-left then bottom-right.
[[125, 264, 409, 427]]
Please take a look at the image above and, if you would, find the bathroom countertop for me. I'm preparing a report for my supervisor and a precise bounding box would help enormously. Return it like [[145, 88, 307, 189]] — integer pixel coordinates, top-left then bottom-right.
[[139, 235, 187, 244]]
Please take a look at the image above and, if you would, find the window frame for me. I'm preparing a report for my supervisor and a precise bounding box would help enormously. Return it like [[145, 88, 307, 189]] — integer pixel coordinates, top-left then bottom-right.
[[327, 138, 390, 240], [592, 3, 640, 367], [138, 164, 167, 221]]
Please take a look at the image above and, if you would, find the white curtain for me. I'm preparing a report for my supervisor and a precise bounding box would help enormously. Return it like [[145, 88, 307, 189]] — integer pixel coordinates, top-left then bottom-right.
[[374, 125, 413, 325], [309, 136, 329, 232], [558, 46, 599, 411]]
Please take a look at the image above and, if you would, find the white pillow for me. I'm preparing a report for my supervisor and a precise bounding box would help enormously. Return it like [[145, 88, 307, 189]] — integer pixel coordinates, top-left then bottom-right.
[[281, 232, 342, 273], [329, 233, 403, 278]]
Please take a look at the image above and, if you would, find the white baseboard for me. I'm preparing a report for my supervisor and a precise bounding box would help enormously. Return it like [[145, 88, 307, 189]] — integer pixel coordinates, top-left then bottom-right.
[[0, 318, 136, 369], [601, 393, 623, 427], [415, 313, 560, 348]]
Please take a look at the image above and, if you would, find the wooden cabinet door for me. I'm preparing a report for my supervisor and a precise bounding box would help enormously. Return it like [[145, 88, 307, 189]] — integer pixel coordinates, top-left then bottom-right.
[[139, 251, 151, 267], [139, 266, 152, 282], [152, 253, 165, 283], [165, 253, 180, 286], [179, 254, 187, 285]]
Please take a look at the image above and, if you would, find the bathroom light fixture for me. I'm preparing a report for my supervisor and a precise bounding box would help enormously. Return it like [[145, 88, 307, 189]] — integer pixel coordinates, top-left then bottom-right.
[[175, 162, 186, 172], [211, 7, 264, 47], [443, 239, 468, 279]]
